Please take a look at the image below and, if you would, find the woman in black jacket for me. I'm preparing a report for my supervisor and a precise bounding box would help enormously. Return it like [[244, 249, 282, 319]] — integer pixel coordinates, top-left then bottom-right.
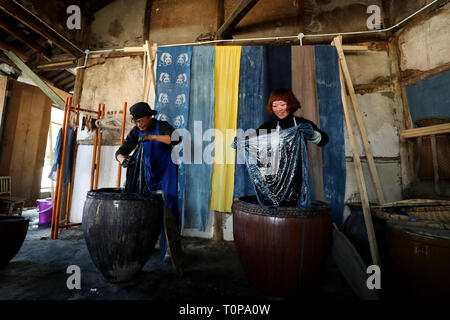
[[258, 88, 328, 147]]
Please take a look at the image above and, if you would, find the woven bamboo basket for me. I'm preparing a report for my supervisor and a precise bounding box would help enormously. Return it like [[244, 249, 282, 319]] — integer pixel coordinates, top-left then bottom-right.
[[372, 199, 450, 226]]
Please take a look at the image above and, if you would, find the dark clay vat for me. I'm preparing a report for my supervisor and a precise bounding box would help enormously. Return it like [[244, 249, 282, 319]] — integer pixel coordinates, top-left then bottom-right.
[[387, 219, 450, 298], [232, 196, 332, 297], [82, 188, 164, 282], [0, 216, 29, 266]]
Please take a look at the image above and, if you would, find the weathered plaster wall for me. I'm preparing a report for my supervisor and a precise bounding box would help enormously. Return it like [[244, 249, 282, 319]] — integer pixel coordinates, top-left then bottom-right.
[[397, 3, 450, 73], [389, 0, 436, 25], [346, 51, 391, 85], [89, 0, 146, 49], [149, 0, 216, 44], [79, 56, 144, 111], [305, 0, 384, 34]]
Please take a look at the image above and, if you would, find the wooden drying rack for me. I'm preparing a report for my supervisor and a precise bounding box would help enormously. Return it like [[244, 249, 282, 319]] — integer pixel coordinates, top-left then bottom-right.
[[51, 99, 128, 239]]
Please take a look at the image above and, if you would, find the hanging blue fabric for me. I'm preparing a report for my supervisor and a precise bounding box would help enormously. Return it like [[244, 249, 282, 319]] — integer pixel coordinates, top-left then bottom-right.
[[234, 46, 292, 199], [234, 46, 269, 199], [48, 126, 74, 186], [315, 46, 346, 229], [264, 46, 292, 102], [183, 46, 215, 231], [154, 46, 192, 233]]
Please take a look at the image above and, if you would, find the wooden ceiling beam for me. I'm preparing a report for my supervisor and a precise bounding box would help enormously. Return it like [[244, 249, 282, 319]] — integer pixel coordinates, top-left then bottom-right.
[[0, 0, 84, 58], [55, 74, 75, 87], [0, 16, 51, 61], [0, 39, 28, 61], [217, 0, 259, 39]]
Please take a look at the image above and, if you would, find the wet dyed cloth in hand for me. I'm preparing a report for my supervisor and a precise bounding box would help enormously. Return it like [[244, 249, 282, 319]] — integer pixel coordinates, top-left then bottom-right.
[[234, 124, 312, 208]]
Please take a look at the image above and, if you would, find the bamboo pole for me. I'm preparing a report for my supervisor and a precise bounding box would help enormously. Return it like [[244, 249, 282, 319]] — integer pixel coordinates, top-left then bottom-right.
[[401, 123, 450, 139], [339, 63, 380, 266], [90, 104, 101, 190], [334, 36, 385, 205], [94, 104, 105, 190], [50, 97, 69, 238], [117, 102, 127, 188], [51, 97, 72, 239], [64, 104, 80, 229]]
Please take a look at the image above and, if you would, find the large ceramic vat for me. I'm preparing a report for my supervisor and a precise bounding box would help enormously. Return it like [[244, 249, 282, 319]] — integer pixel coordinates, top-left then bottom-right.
[[82, 188, 164, 282], [387, 219, 450, 298], [232, 196, 332, 297], [0, 216, 29, 266]]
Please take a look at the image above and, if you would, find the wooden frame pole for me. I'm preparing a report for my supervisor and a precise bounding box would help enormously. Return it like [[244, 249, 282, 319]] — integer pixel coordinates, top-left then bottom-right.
[[117, 102, 127, 187], [64, 104, 80, 229], [90, 104, 101, 190], [94, 104, 105, 190], [334, 36, 386, 205], [51, 97, 72, 239], [50, 97, 69, 238], [339, 63, 380, 266]]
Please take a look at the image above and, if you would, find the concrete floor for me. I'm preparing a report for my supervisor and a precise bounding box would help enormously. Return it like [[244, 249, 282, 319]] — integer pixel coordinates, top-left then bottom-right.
[[0, 209, 357, 301]]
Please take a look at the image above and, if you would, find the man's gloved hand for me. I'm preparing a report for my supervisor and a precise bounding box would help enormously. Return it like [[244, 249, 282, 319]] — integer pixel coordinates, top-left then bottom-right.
[[121, 155, 131, 168], [138, 135, 148, 143]]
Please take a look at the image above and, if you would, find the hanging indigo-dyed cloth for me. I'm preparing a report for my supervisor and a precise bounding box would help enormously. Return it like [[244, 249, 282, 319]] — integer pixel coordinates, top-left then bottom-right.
[[234, 46, 268, 199], [48, 126, 75, 186], [233, 46, 292, 199], [183, 46, 215, 231], [234, 124, 312, 208], [154, 46, 192, 228], [315, 46, 346, 228]]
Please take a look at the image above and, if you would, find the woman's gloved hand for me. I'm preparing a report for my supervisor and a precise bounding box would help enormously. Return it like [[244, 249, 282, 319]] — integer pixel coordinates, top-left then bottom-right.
[[121, 155, 131, 168], [297, 123, 322, 144]]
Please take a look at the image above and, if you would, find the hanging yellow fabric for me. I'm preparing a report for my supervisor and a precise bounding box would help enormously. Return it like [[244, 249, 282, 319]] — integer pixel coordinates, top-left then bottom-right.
[[210, 46, 242, 213]]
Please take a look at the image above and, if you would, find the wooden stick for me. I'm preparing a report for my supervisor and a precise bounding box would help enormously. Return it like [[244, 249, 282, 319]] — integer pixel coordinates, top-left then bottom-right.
[[143, 41, 152, 103], [117, 102, 127, 188], [339, 63, 380, 266], [64, 104, 80, 229], [58, 222, 82, 228], [50, 98, 69, 239], [52, 97, 72, 239], [430, 135, 440, 195], [334, 36, 385, 205], [401, 123, 450, 139], [90, 104, 101, 190], [94, 104, 105, 190]]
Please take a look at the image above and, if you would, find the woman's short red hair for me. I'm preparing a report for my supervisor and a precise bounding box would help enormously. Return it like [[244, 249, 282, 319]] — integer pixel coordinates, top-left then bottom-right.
[[265, 88, 301, 116]]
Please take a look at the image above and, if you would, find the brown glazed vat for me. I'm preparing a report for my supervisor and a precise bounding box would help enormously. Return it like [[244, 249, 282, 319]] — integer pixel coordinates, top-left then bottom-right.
[[387, 219, 450, 298], [232, 196, 332, 297], [0, 216, 29, 266]]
